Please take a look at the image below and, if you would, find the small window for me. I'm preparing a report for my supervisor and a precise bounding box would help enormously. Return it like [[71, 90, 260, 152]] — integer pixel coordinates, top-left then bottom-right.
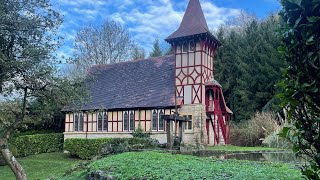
[[130, 111, 135, 130], [185, 115, 192, 130], [159, 110, 164, 130], [189, 41, 195, 52], [74, 113, 79, 132], [103, 112, 108, 131], [182, 42, 188, 53], [123, 112, 128, 131], [152, 110, 158, 130], [97, 113, 102, 131], [79, 113, 84, 131]]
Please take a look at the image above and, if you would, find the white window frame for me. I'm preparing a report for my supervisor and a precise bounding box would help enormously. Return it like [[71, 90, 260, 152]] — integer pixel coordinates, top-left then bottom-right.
[[184, 115, 193, 131], [151, 109, 165, 131], [129, 110, 135, 131], [189, 40, 195, 52], [97, 112, 103, 132]]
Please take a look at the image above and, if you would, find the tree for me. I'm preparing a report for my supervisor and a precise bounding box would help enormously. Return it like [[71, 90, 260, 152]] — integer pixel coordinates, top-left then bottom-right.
[[149, 39, 163, 57], [278, 0, 320, 178], [71, 20, 138, 76], [0, 0, 72, 179], [215, 14, 285, 122], [131, 44, 145, 60]]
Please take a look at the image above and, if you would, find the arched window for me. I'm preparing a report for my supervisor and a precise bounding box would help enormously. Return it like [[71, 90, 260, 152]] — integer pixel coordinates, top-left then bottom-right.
[[79, 113, 84, 131], [152, 110, 158, 130], [189, 40, 195, 52], [103, 112, 108, 131], [159, 110, 164, 130], [123, 112, 128, 131], [130, 111, 135, 130], [97, 113, 102, 131], [74, 113, 79, 132], [182, 42, 188, 53]]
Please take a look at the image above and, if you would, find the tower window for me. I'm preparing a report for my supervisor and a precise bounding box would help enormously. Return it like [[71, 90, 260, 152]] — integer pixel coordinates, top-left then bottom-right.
[[189, 41, 195, 52], [182, 42, 188, 53]]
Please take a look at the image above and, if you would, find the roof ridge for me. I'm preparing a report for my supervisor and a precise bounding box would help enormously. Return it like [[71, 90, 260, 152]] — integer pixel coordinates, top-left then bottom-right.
[[89, 54, 175, 70]]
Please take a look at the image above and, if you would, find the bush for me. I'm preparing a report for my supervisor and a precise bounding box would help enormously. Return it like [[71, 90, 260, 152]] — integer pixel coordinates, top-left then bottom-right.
[[64, 138, 159, 160], [231, 112, 280, 146], [14, 133, 64, 157], [131, 124, 151, 139]]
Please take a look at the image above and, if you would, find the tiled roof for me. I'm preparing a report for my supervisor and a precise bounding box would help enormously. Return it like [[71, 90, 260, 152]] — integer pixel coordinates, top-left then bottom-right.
[[166, 0, 209, 41], [205, 78, 222, 87], [165, 0, 221, 46], [76, 55, 176, 111]]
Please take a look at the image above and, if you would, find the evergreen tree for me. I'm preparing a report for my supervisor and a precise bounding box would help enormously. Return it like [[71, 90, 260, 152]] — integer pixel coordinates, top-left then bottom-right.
[[149, 39, 163, 57], [215, 14, 285, 122]]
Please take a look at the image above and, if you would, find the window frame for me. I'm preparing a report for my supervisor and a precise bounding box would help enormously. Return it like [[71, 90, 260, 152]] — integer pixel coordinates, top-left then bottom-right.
[[103, 112, 108, 131], [123, 111, 129, 131], [189, 40, 195, 52], [97, 112, 103, 131], [74, 113, 79, 132], [182, 41, 188, 53], [129, 111, 135, 131], [184, 115, 193, 131]]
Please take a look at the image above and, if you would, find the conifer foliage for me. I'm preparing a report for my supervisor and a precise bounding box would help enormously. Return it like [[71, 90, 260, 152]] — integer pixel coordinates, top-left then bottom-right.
[[215, 14, 285, 122]]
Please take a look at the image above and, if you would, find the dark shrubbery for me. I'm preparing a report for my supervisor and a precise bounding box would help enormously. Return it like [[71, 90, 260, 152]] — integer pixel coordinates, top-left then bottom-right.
[[14, 133, 64, 157], [64, 138, 159, 160]]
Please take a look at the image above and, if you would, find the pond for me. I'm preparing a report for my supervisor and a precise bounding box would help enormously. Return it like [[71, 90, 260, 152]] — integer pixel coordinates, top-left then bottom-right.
[[211, 152, 304, 164]]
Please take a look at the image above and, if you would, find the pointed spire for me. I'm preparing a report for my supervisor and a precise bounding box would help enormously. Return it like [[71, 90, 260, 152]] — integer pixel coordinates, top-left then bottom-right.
[[165, 0, 210, 41]]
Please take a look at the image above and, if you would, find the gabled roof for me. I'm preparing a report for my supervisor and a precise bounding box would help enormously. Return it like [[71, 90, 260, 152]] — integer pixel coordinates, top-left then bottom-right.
[[165, 0, 221, 46], [74, 55, 176, 111]]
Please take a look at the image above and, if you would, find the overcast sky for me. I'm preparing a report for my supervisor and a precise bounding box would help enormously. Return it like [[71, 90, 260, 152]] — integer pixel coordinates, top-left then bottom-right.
[[53, 0, 281, 62]]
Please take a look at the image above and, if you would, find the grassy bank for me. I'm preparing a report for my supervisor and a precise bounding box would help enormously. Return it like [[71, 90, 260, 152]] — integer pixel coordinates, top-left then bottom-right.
[[65, 151, 302, 179], [0, 153, 84, 180]]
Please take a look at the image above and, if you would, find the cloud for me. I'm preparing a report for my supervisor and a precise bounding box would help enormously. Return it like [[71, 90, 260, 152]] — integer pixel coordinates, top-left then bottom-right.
[[55, 0, 241, 59]]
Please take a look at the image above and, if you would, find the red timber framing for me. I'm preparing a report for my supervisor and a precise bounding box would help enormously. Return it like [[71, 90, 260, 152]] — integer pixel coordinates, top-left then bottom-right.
[[173, 37, 218, 105], [65, 109, 174, 133], [205, 85, 231, 145]]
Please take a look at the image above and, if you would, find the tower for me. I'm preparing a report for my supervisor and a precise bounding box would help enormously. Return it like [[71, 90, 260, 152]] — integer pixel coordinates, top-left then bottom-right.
[[165, 0, 231, 145], [165, 0, 221, 106]]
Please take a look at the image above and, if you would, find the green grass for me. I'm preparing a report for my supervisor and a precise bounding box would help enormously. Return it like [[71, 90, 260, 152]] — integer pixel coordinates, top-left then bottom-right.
[[207, 145, 284, 152], [0, 153, 84, 180], [65, 151, 302, 180]]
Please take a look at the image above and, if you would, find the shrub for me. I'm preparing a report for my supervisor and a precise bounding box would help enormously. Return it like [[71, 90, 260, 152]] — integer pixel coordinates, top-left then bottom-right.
[[131, 124, 151, 139], [14, 133, 64, 157], [64, 138, 159, 160], [231, 112, 281, 146]]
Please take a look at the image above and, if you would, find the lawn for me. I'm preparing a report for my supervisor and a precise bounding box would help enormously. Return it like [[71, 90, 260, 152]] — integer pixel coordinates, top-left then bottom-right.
[[64, 151, 302, 180], [0, 153, 84, 180], [207, 145, 284, 152]]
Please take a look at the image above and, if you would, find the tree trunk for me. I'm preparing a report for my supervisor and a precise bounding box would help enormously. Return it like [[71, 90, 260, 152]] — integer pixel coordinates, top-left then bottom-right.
[[0, 138, 27, 180]]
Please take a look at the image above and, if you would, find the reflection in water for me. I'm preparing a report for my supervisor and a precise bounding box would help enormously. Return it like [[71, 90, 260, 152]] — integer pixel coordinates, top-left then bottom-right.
[[211, 152, 304, 164]]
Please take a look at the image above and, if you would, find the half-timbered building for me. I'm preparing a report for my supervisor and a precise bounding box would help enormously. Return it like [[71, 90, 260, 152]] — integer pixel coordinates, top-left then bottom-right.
[[63, 0, 232, 145]]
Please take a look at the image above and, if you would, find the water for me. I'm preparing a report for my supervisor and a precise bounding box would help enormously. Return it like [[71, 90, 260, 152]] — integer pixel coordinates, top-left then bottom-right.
[[210, 152, 304, 164]]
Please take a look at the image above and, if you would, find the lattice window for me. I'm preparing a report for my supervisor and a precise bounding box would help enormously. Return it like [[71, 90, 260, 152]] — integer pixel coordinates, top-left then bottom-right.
[[159, 110, 164, 130], [123, 111, 128, 131], [97, 113, 102, 131], [185, 115, 193, 130], [182, 42, 188, 52], [103, 112, 108, 131], [74, 113, 79, 132], [130, 111, 135, 131], [189, 40, 195, 52], [152, 110, 158, 130], [79, 113, 84, 131]]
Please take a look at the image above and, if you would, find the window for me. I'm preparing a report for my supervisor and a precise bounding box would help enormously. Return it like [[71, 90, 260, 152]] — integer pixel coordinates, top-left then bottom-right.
[[185, 115, 193, 130], [152, 110, 158, 130], [79, 113, 84, 131], [123, 111, 128, 131], [74, 113, 79, 132], [182, 42, 188, 52], [103, 112, 108, 131], [159, 110, 164, 130], [97, 113, 102, 131], [189, 41, 195, 52], [130, 111, 135, 130]]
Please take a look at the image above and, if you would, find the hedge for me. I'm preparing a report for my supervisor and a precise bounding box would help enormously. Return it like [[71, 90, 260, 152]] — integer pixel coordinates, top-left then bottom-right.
[[64, 138, 158, 160], [14, 133, 64, 157]]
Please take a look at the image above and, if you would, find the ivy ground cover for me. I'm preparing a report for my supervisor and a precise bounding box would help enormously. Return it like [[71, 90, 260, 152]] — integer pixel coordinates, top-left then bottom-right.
[[65, 151, 302, 179]]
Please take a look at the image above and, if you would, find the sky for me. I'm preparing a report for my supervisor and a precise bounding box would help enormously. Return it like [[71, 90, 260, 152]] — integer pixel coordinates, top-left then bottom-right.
[[53, 0, 281, 62]]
